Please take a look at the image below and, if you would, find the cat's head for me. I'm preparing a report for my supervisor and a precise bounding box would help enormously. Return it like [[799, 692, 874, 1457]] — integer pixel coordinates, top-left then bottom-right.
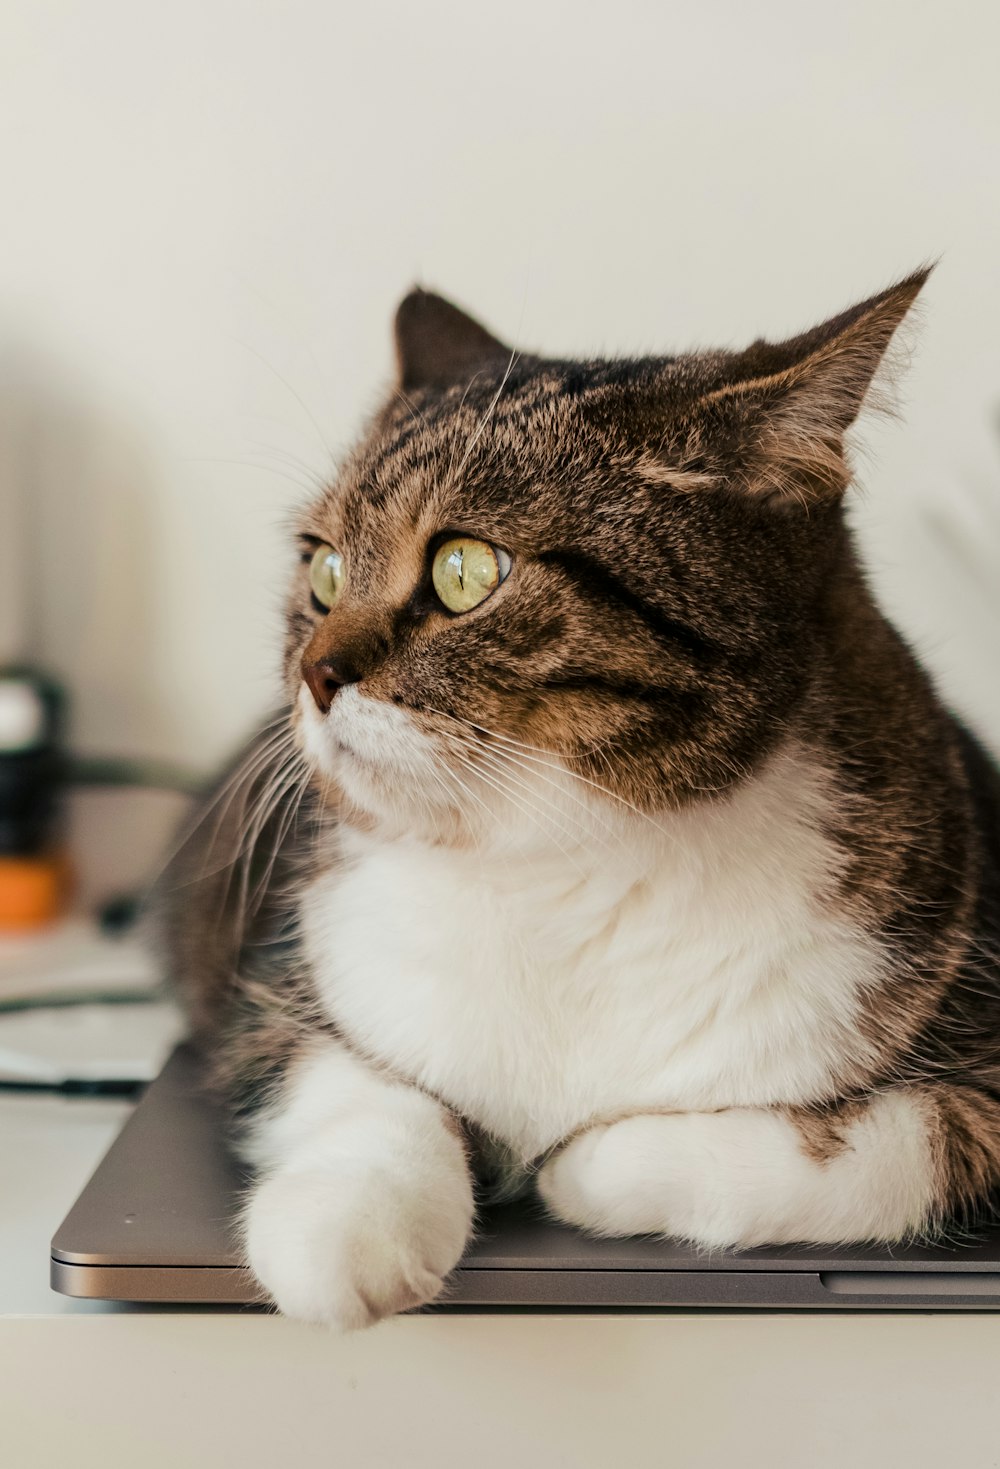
[[285, 272, 928, 841]]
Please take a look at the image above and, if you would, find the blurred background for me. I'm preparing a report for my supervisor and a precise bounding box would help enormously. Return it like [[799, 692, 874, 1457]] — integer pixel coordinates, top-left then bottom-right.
[[1, 0, 999, 1278], [2, 0, 999, 789]]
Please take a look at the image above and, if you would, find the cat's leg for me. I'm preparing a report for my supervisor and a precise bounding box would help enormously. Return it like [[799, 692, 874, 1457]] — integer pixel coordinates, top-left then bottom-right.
[[241, 1037, 474, 1328], [536, 1086, 1000, 1246]]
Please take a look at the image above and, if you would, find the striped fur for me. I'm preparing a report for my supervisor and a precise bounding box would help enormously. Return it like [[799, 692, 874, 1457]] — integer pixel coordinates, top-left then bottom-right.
[[161, 274, 1000, 1327]]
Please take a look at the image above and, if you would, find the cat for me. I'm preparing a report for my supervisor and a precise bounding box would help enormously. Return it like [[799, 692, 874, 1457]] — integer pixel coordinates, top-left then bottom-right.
[[163, 270, 1000, 1329]]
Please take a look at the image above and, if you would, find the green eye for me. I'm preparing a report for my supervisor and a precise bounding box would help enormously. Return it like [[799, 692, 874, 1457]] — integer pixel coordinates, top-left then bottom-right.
[[309, 544, 345, 610], [431, 537, 510, 613]]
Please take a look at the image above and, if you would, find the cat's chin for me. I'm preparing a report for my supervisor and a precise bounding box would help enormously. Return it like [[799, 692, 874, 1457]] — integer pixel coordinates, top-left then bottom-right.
[[327, 748, 412, 828], [295, 683, 455, 833]]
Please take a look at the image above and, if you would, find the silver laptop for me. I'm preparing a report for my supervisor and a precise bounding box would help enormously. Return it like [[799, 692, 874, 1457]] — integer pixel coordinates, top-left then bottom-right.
[[51, 1044, 1000, 1310]]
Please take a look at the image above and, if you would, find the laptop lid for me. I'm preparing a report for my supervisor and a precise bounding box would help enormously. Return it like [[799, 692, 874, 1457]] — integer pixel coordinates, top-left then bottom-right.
[[51, 1045, 1000, 1310]]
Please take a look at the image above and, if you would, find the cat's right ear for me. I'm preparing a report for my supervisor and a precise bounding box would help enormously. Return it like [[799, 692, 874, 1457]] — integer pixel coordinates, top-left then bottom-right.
[[394, 289, 512, 392]]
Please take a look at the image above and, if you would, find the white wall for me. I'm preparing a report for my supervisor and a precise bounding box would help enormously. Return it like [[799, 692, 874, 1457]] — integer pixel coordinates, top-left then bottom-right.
[[2, 0, 999, 770]]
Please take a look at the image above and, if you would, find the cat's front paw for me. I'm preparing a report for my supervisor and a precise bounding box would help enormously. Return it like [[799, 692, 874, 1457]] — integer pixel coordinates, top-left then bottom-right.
[[244, 1161, 474, 1329], [536, 1123, 626, 1233], [536, 1113, 722, 1238]]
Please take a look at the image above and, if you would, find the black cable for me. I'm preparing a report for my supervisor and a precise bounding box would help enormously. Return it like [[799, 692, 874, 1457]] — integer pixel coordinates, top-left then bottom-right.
[[0, 988, 166, 1016], [0, 1077, 146, 1097]]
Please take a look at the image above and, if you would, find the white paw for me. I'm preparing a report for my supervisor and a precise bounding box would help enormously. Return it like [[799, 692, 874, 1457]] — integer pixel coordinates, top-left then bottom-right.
[[536, 1100, 936, 1247], [536, 1120, 654, 1236], [244, 1159, 474, 1329], [537, 1111, 785, 1243]]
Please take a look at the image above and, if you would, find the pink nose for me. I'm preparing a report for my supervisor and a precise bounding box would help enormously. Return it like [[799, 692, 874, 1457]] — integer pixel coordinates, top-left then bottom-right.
[[302, 657, 354, 714]]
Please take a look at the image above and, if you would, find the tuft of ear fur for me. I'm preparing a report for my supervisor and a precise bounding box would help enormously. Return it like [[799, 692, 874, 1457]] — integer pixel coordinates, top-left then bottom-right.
[[394, 289, 512, 392], [698, 267, 933, 506]]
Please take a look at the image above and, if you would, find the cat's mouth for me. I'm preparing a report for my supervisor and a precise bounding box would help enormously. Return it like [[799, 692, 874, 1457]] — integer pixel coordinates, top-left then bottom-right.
[[296, 683, 449, 805], [294, 681, 622, 852]]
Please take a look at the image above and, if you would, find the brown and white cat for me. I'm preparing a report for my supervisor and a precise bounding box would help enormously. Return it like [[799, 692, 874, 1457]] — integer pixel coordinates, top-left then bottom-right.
[[164, 271, 1000, 1329]]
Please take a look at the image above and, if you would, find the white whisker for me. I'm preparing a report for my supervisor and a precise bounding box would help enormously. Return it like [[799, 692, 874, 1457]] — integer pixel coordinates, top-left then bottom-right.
[[446, 747, 592, 882], [452, 348, 520, 481], [435, 727, 617, 856], [428, 707, 667, 835]]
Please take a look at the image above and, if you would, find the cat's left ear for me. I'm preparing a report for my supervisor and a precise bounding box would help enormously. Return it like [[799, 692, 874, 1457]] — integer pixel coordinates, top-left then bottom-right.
[[696, 267, 932, 505], [394, 289, 512, 391]]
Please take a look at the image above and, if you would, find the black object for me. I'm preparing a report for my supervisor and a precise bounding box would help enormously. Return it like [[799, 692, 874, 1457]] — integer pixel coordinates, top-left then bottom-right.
[[0, 668, 65, 857], [98, 892, 142, 935]]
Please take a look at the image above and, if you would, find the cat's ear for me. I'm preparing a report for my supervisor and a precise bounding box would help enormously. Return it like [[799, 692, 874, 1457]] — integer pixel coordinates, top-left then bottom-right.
[[696, 268, 932, 506], [394, 289, 512, 391]]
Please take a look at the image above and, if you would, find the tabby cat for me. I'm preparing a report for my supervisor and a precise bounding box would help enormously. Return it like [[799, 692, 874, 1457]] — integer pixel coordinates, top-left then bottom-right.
[[164, 271, 1000, 1328]]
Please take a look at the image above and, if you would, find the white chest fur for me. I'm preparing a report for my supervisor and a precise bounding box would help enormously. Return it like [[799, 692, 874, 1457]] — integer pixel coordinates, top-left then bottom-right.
[[300, 746, 883, 1162]]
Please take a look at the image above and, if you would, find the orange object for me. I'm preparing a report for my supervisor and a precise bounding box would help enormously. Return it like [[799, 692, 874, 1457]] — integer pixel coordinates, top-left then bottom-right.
[[0, 852, 71, 930]]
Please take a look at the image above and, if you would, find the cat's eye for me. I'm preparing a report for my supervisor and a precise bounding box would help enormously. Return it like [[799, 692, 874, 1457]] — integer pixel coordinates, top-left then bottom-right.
[[431, 537, 511, 614], [309, 544, 345, 610]]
